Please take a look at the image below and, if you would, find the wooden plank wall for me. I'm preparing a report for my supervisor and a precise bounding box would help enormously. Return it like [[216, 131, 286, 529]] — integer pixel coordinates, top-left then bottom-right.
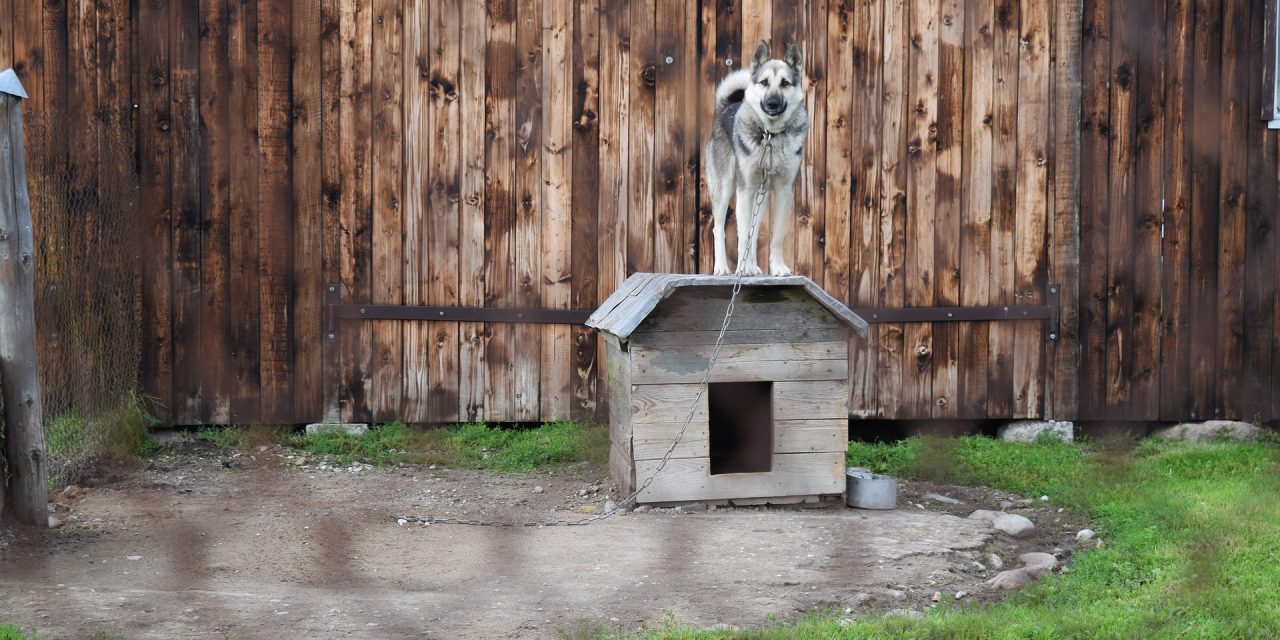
[[4, 0, 1278, 425]]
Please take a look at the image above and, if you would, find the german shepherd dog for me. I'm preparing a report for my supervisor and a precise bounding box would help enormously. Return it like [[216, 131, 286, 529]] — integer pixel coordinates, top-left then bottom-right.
[[705, 41, 809, 276]]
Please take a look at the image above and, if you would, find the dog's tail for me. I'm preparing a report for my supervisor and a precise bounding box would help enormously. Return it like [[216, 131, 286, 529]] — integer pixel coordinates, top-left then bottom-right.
[[715, 69, 752, 109]]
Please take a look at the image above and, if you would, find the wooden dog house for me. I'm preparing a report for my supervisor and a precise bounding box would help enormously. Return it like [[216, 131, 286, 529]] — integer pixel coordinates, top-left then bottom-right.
[[587, 274, 869, 505]]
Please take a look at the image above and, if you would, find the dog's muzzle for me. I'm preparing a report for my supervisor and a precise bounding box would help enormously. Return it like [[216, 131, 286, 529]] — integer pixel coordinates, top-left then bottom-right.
[[763, 95, 785, 117]]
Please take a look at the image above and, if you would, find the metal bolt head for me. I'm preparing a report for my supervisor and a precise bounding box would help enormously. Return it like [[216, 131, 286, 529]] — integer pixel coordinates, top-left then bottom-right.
[[1049, 332, 1058, 340], [328, 285, 337, 292], [327, 332, 336, 340], [665, 55, 674, 64], [360, 308, 367, 314], [726, 58, 734, 66]]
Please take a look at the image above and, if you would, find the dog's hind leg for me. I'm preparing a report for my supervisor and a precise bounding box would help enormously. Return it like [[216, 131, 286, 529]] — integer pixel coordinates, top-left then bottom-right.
[[768, 188, 794, 276], [735, 185, 764, 276], [707, 160, 735, 276]]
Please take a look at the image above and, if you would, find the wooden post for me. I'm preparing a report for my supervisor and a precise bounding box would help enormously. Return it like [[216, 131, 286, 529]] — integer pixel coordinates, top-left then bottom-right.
[[0, 69, 49, 527]]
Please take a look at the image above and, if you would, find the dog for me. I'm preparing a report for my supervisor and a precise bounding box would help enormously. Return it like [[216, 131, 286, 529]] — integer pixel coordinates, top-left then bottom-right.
[[705, 40, 809, 277]]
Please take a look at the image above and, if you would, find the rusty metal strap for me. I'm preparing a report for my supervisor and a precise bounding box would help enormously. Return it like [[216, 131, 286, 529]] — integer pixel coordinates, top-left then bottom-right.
[[324, 284, 592, 338], [851, 284, 1061, 340]]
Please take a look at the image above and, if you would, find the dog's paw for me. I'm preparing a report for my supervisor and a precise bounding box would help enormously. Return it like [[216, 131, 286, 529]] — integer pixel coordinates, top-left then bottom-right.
[[735, 262, 764, 276], [769, 262, 793, 277], [713, 262, 732, 276]]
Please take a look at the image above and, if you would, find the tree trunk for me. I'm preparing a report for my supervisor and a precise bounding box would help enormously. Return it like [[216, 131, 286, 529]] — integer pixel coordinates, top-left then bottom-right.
[[0, 82, 49, 527]]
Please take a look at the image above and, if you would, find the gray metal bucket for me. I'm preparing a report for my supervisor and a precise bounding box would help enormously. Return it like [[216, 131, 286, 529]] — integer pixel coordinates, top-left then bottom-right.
[[845, 469, 897, 509]]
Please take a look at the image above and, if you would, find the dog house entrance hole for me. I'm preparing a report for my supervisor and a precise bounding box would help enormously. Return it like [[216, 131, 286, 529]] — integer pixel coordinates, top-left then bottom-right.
[[708, 381, 773, 474]]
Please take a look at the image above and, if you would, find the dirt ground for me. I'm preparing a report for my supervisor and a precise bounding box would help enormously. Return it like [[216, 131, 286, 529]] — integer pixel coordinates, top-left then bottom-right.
[[1, 442, 1089, 639]]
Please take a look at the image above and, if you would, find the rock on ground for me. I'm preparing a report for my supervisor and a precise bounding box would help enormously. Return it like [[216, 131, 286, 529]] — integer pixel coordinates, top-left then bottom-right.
[[992, 513, 1036, 538], [988, 568, 1034, 590], [1156, 420, 1264, 443], [1019, 552, 1058, 572], [997, 420, 1074, 443], [922, 492, 964, 505], [304, 422, 369, 437], [966, 509, 1003, 523], [1076, 528, 1095, 541]]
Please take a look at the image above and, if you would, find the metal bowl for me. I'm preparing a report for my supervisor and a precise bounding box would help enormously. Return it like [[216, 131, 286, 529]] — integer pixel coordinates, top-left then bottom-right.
[[845, 469, 898, 510]]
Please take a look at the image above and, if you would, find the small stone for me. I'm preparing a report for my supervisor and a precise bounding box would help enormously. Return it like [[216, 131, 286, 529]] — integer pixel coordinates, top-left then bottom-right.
[[532, 485, 545, 494], [1057, 507, 1065, 513], [987, 568, 1034, 590], [955, 591, 969, 600], [931, 591, 941, 602], [1077, 528, 1095, 541], [304, 422, 369, 437], [997, 419, 1074, 443], [922, 492, 964, 505], [396, 518, 408, 526], [1019, 552, 1058, 573], [632, 505, 650, 514], [886, 589, 906, 600], [966, 509, 1003, 523], [604, 500, 618, 512], [293, 457, 307, 466], [1157, 420, 1262, 442], [673, 505, 685, 514], [429, 464, 437, 470], [993, 513, 1036, 538], [579, 489, 588, 497], [47, 516, 63, 529], [126, 555, 142, 561], [988, 553, 1003, 569], [579, 505, 598, 514], [257, 445, 269, 453], [1039, 495, 1050, 502]]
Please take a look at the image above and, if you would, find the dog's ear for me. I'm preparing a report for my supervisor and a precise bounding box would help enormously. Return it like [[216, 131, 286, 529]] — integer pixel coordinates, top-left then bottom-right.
[[751, 41, 771, 69], [784, 42, 803, 71]]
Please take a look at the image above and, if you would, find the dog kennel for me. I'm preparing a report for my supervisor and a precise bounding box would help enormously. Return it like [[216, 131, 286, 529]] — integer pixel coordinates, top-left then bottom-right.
[[587, 273, 868, 504]]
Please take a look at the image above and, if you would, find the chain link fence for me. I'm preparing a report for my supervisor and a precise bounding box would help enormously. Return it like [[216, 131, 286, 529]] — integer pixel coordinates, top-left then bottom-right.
[[20, 108, 146, 486]]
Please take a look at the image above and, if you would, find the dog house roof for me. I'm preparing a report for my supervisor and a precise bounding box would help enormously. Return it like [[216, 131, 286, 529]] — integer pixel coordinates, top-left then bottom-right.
[[587, 273, 869, 340]]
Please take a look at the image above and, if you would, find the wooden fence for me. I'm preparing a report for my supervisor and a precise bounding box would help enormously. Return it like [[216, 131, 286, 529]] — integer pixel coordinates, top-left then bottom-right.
[[0, 0, 1276, 426]]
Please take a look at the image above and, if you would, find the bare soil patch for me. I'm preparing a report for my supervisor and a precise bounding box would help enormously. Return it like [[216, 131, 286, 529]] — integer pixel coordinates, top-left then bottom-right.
[[2, 444, 1087, 638]]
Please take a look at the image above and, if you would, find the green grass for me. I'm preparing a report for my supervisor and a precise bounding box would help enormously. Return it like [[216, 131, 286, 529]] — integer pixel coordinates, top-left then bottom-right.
[[193, 425, 246, 452], [286, 420, 608, 473], [43, 394, 158, 487], [612, 435, 1280, 639], [0, 625, 123, 640], [288, 421, 415, 466], [440, 420, 609, 473]]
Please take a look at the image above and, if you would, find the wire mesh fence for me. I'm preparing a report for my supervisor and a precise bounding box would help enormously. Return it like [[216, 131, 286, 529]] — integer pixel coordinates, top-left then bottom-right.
[[20, 107, 148, 486]]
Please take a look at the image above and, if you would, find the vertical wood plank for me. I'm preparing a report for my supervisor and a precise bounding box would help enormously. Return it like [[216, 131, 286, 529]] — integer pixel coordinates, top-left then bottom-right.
[[986, 0, 1018, 418], [1243, 3, 1278, 422], [258, 0, 295, 423], [570, 0, 601, 419], [138, 0, 173, 423], [710, 0, 741, 271], [1214, 0, 1248, 419], [402, 0, 429, 421], [876, 0, 907, 418], [1012, 0, 1049, 418], [514, 0, 544, 420], [13, 0, 44, 109], [541, 0, 573, 419], [1187, 0, 1221, 419], [1160, 0, 1193, 420], [171, 0, 202, 425], [653, 0, 686, 273], [369, 0, 403, 422], [0, 0, 12, 71], [596, 0, 629, 422], [292, 0, 324, 422], [1046, 0, 1083, 420], [458, 0, 488, 422], [320, 0, 344, 420], [933, 0, 963, 417], [903, 0, 937, 418], [1103, 0, 1136, 417], [483, 0, 516, 422], [696, 0, 718, 276], [1129, 0, 1164, 419], [196, 0, 233, 423], [959, 0, 994, 417], [428, 0, 462, 422], [626, 0, 655, 275], [227, 0, 262, 423], [828, 0, 862, 411], [338, 0, 374, 422]]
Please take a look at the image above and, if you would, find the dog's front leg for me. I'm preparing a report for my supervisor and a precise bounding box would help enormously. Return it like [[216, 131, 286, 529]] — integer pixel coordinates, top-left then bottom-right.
[[734, 184, 764, 276], [768, 186, 794, 276]]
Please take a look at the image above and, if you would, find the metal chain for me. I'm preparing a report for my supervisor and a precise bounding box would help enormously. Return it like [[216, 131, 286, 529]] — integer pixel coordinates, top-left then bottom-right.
[[397, 133, 778, 528]]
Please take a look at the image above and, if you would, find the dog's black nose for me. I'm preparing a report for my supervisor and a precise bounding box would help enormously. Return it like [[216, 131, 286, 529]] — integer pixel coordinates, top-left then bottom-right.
[[763, 95, 785, 115]]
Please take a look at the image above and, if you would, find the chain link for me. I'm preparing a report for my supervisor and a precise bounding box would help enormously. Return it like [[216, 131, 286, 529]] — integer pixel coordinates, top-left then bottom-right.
[[397, 133, 779, 529]]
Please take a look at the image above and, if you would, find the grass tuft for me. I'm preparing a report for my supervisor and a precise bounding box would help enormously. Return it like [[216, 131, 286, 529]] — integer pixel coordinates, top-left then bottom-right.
[[193, 425, 245, 452], [288, 421, 414, 466], [441, 421, 609, 473], [43, 393, 158, 488]]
